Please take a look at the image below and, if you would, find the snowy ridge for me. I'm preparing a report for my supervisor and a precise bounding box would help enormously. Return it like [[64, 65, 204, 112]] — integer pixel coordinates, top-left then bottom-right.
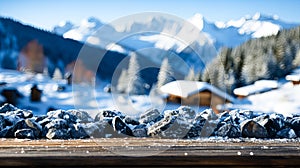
[[55, 17, 104, 41], [52, 21, 74, 35], [53, 15, 217, 74], [188, 12, 297, 47], [53, 13, 299, 56]]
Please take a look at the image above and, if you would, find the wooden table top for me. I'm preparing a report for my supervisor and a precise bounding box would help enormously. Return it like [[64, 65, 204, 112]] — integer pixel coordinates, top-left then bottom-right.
[[0, 138, 299, 167]]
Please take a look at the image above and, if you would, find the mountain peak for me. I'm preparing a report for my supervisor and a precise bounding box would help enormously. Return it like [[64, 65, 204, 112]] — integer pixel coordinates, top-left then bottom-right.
[[81, 17, 103, 29], [53, 13, 299, 48], [188, 13, 205, 30], [250, 12, 281, 21], [252, 12, 261, 20], [52, 21, 74, 35]]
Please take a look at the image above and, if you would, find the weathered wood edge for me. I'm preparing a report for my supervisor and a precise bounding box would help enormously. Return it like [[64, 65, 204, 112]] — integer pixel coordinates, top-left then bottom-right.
[[0, 138, 299, 167]]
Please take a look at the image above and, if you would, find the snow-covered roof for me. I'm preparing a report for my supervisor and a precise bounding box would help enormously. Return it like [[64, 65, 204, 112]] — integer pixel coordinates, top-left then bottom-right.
[[159, 80, 235, 102], [286, 67, 300, 81], [286, 75, 300, 81], [254, 80, 278, 88], [233, 80, 278, 96]]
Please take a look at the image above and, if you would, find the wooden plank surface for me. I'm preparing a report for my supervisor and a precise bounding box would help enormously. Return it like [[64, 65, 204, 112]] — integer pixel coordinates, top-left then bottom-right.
[[0, 138, 300, 167]]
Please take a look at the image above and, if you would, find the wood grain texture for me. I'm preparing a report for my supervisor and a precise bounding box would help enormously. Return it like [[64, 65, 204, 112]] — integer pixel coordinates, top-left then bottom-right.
[[0, 138, 299, 167]]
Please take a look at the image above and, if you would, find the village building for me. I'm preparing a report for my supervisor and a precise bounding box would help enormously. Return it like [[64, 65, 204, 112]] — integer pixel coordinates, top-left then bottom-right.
[[18, 39, 47, 74], [286, 67, 300, 85], [233, 80, 278, 99], [65, 60, 95, 85], [159, 80, 235, 113], [30, 84, 42, 102], [1, 87, 22, 105]]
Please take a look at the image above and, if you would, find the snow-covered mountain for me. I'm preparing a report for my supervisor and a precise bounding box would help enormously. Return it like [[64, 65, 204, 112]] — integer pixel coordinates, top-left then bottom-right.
[[193, 12, 298, 47], [52, 14, 218, 73], [53, 12, 299, 49], [53, 17, 104, 41], [52, 13, 299, 74]]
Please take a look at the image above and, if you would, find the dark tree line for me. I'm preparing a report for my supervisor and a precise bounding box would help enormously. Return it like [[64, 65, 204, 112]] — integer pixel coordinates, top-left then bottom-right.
[[202, 26, 300, 94]]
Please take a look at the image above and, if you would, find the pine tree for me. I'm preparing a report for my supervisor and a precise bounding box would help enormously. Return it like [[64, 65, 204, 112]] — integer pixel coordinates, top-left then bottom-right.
[[293, 50, 300, 67], [184, 66, 197, 81], [157, 58, 175, 88], [1, 32, 18, 69], [116, 69, 129, 93], [203, 26, 300, 93], [126, 52, 146, 95]]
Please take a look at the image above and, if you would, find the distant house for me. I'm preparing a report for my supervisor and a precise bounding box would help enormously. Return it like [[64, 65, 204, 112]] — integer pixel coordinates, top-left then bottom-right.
[[65, 60, 95, 85], [1, 87, 22, 105], [286, 68, 300, 85], [233, 80, 278, 99], [159, 80, 235, 113], [18, 39, 47, 73], [30, 84, 42, 102]]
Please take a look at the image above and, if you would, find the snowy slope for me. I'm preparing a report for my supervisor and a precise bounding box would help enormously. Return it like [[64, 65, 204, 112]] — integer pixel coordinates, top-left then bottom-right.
[[1, 69, 300, 117]]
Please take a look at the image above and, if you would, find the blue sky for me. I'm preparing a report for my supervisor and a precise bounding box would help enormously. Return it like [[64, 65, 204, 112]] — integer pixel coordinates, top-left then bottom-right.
[[0, 0, 299, 30]]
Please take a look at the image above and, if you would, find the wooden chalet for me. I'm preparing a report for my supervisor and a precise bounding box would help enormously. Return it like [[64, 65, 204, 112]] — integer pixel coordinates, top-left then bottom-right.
[[159, 80, 235, 113], [286, 68, 300, 85], [233, 80, 278, 99]]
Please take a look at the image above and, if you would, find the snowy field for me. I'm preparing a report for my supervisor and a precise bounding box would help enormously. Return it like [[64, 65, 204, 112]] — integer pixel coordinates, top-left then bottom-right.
[[0, 69, 206, 117], [1, 68, 300, 117]]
